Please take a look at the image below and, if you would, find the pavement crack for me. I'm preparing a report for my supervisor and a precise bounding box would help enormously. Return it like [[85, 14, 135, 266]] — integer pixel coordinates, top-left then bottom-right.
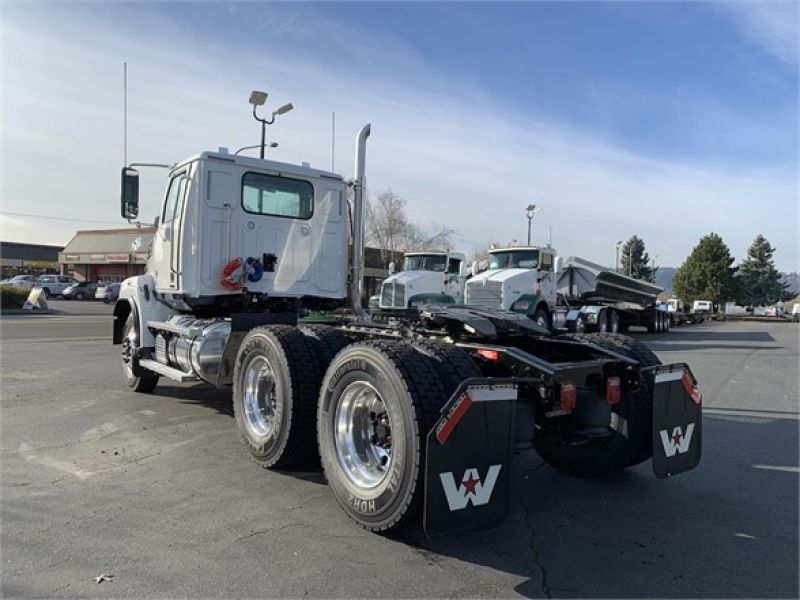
[[519, 492, 553, 599]]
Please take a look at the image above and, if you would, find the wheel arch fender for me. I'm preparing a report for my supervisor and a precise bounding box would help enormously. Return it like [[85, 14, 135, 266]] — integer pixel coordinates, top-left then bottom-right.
[[113, 298, 137, 344]]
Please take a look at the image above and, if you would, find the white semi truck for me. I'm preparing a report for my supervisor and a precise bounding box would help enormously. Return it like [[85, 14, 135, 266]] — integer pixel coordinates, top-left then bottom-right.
[[111, 98, 701, 536], [378, 251, 467, 311], [466, 246, 670, 334]]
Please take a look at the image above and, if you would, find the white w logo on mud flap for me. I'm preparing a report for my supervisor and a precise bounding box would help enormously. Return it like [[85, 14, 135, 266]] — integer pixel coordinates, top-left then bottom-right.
[[660, 424, 695, 457], [439, 465, 501, 511]]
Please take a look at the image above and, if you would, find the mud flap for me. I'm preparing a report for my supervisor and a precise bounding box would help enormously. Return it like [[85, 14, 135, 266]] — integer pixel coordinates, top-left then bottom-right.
[[423, 379, 517, 539], [648, 365, 702, 478]]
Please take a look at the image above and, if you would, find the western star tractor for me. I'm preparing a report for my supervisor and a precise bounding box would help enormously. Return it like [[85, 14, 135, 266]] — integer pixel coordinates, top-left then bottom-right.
[[377, 251, 468, 311], [112, 99, 701, 537], [466, 247, 671, 334]]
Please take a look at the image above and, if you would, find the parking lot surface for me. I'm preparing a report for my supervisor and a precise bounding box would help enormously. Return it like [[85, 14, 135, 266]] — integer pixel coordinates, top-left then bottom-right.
[[1, 306, 798, 598]]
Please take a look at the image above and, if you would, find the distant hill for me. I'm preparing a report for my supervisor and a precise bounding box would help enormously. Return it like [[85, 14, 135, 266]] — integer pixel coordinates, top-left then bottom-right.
[[781, 272, 800, 295], [655, 267, 676, 293]]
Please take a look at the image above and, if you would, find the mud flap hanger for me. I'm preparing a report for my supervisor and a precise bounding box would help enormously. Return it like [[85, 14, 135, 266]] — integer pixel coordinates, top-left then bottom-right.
[[423, 377, 519, 539], [642, 363, 702, 479]]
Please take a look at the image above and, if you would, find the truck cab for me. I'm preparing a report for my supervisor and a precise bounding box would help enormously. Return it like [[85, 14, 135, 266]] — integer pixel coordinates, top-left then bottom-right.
[[465, 246, 557, 327], [378, 251, 467, 310], [121, 151, 350, 317]]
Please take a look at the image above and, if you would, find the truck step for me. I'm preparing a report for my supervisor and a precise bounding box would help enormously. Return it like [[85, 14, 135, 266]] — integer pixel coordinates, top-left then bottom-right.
[[139, 359, 197, 382]]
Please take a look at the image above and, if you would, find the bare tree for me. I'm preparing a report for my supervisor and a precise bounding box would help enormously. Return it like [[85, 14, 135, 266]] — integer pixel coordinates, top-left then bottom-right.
[[366, 189, 456, 266]]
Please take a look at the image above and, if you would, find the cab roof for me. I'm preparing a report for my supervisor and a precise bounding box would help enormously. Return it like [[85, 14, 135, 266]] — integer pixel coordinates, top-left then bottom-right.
[[170, 151, 345, 181]]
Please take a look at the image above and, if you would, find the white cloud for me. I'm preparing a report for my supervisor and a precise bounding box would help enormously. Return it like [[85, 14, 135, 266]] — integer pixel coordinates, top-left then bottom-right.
[[1, 4, 797, 271], [717, 0, 800, 66]]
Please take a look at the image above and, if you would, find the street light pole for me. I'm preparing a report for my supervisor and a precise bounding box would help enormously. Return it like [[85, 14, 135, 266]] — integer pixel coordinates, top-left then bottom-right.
[[526, 204, 542, 246], [249, 90, 294, 159], [615, 240, 623, 273]]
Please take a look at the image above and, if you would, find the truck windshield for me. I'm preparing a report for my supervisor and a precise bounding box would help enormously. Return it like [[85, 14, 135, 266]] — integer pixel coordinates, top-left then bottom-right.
[[488, 250, 539, 270], [404, 255, 447, 272]]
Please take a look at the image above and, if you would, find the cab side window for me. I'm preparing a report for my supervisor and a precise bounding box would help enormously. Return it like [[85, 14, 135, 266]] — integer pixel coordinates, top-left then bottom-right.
[[540, 253, 553, 271], [163, 173, 187, 224], [447, 258, 461, 275]]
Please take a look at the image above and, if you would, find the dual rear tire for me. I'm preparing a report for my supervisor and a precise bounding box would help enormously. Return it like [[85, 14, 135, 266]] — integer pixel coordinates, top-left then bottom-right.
[[232, 326, 477, 532]]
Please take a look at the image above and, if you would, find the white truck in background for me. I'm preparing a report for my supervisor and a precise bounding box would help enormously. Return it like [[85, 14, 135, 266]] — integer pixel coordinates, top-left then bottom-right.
[[466, 246, 670, 333], [377, 251, 467, 311]]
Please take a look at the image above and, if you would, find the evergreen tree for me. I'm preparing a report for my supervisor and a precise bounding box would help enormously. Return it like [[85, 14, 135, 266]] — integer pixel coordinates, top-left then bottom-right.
[[737, 235, 786, 306], [620, 235, 655, 282], [672, 233, 738, 305]]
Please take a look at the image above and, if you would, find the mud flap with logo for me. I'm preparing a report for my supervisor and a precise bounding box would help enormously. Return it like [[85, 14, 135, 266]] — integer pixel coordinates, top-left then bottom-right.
[[423, 379, 517, 539], [648, 365, 702, 479]]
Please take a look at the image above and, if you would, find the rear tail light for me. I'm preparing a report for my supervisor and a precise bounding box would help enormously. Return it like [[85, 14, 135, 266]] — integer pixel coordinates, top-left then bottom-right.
[[475, 348, 500, 361], [559, 381, 577, 412], [606, 377, 621, 405]]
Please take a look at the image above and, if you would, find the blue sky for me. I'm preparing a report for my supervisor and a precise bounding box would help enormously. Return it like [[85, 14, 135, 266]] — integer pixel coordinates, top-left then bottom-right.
[[2, 1, 798, 270]]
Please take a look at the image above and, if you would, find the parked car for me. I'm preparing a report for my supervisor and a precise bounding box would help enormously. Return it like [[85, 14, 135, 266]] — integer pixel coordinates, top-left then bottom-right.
[[32, 275, 76, 298], [95, 282, 120, 303], [62, 281, 100, 300], [792, 304, 800, 322], [2, 275, 36, 290]]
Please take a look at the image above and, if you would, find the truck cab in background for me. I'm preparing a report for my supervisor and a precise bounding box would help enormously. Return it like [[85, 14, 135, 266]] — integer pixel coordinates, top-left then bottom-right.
[[465, 246, 557, 329], [378, 251, 467, 310]]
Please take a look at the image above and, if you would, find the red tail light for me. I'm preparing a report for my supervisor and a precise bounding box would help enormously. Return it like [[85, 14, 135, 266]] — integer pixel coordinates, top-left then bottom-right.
[[475, 348, 500, 361], [559, 381, 577, 412], [606, 377, 621, 405]]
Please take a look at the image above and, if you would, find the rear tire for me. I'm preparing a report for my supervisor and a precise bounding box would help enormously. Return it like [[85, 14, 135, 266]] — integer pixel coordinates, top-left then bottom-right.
[[233, 325, 321, 469], [607, 309, 619, 333], [74, 291, 85, 301], [596, 310, 608, 333], [121, 314, 159, 393], [535, 333, 661, 476], [317, 341, 449, 532]]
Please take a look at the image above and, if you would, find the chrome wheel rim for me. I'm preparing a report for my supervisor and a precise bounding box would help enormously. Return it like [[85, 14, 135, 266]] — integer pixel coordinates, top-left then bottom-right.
[[121, 323, 136, 378], [242, 356, 278, 440], [334, 381, 392, 490]]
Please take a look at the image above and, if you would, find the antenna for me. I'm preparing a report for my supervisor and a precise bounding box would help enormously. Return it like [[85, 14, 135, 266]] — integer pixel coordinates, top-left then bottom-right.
[[123, 61, 128, 166], [549, 225, 552, 246], [331, 111, 336, 171]]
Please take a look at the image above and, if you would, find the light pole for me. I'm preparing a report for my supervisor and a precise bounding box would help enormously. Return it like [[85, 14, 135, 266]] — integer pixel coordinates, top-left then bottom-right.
[[526, 204, 542, 246], [249, 90, 293, 159], [615, 240, 623, 273], [651, 254, 659, 282]]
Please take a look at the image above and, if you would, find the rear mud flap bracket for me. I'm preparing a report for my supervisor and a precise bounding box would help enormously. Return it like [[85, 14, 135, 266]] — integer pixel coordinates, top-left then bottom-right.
[[424, 378, 517, 539]]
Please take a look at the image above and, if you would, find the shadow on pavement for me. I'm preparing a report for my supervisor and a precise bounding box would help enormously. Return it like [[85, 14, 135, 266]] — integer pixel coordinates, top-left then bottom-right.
[[395, 414, 798, 598]]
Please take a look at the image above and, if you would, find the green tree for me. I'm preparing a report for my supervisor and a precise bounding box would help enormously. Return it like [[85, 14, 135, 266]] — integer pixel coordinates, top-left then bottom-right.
[[736, 235, 786, 306], [620, 235, 655, 282], [672, 233, 738, 306]]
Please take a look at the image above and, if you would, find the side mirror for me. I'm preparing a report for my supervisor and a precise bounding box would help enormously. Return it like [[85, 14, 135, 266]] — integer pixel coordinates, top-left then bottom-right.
[[121, 167, 140, 220], [388, 261, 396, 275], [554, 256, 563, 277], [471, 261, 479, 277]]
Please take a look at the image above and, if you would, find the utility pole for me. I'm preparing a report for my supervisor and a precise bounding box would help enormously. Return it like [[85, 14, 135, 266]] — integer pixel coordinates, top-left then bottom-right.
[[615, 240, 623, 273]]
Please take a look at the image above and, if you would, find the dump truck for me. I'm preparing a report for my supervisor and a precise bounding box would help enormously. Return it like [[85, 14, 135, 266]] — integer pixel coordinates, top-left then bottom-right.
[[112, 100, 701, 537], [377, 251, 468, 312], [466, 247, 671, 333]]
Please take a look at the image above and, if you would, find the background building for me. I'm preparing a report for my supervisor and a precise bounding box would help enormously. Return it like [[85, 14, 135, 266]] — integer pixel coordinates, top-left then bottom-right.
[[59, 227, 156, 282], [0, 241, 63, 279]]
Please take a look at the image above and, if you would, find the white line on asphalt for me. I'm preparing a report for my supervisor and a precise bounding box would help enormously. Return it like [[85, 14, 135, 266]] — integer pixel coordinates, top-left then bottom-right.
[[752, 464, 800, 474], [80, 422, 121, 443], [704, 408, 800, 421], [17, 442, 92, 480]]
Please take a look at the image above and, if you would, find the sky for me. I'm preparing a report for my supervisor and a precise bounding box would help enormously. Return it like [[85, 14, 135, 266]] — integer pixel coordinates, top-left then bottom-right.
[[1, 1, 798, 270]]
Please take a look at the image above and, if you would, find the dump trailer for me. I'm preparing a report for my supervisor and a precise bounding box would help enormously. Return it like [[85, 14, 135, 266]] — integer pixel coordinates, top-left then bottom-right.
[[466, 248, 671, 334], [112, 101, 701, 538]]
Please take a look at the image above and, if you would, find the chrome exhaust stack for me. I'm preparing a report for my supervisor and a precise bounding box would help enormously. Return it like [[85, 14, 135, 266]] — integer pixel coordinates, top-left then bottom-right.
[[350, 123, 371, 319]]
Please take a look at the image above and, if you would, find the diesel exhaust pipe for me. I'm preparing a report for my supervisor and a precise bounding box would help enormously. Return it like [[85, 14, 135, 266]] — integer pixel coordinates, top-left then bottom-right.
[[350, 123, 371, 319]]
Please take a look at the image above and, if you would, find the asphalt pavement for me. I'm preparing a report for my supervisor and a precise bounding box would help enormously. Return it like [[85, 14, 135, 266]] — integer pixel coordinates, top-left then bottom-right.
[[1, 305, 798, 598]]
